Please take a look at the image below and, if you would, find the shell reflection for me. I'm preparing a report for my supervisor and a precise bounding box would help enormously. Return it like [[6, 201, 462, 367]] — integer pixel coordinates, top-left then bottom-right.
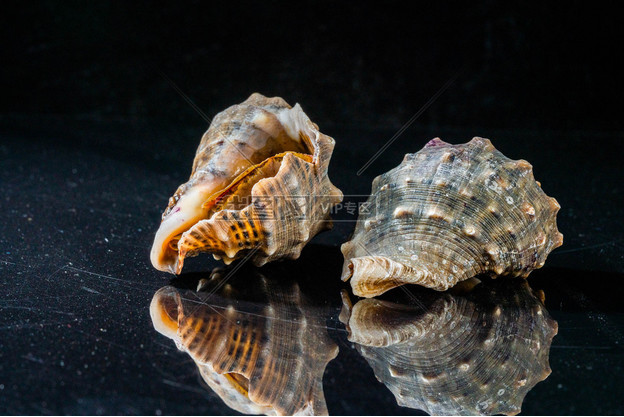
[[340, 278, 558, 416], [150, 267, 338, 415]]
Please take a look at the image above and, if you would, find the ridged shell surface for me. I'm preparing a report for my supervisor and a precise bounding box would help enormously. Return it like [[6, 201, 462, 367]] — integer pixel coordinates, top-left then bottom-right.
[[341, 137, 563, 297], [340, 278, 558, 416], [151, 93, 343, 274], [150, 267, 338, 416]]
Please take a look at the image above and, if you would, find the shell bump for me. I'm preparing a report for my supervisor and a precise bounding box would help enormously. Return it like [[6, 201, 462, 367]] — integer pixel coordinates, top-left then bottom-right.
[[341, 137, 563, 297], [151, 93, 343, 274]]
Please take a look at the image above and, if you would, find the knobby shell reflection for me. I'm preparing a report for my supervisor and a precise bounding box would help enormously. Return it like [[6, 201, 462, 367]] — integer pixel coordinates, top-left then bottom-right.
[[340, 277, 558, 416], [150, 264, 339, 415]]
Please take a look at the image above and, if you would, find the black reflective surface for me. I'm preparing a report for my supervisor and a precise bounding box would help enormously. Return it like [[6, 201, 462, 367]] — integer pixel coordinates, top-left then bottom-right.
[[2, 2, 623, 415], [1, 118, 623, 414]]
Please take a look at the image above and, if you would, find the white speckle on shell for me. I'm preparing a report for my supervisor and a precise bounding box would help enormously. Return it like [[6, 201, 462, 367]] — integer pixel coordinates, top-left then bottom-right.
[[464, 225, 477, 236], [523, 203, 536, 217], [486, 244, 499, 257], [393, 206, 414, 218]]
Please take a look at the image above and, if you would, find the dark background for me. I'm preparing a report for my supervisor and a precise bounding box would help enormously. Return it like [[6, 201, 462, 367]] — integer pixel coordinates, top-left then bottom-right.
[[1, 1, 623, 415], [2, 1, 623, 130]]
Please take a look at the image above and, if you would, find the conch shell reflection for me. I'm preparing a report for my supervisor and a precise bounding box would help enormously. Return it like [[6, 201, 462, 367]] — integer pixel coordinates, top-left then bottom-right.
[[340, 278, 558, 416], [150, 266, 338, 415]]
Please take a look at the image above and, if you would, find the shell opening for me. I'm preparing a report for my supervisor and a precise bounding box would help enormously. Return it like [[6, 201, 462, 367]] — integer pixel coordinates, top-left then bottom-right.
[[151, 121, 315, 274]]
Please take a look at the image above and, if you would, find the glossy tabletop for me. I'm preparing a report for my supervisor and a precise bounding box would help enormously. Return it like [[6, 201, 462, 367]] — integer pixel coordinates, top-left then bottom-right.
[[1, 117, 622, 415]]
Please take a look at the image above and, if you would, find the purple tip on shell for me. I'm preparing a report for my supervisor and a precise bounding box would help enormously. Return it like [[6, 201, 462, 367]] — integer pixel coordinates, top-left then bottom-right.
[[424, 138, 449, 148]]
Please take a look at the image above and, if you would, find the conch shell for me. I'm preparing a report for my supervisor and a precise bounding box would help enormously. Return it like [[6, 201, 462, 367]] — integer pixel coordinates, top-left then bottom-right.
[[340, 278, 558, 416], [150, 266, 339, 415], [341, 137, 563, 297], [151, 93, 343, 274]]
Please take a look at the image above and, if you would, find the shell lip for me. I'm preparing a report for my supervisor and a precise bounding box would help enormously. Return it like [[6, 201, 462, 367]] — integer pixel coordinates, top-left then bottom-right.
[[150, 186, 212, 273], [153, 150, 317, 275]]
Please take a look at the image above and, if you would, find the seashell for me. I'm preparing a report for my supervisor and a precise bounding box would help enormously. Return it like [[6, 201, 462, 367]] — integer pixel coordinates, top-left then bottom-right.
[[151, 93, 343, 274], [341, 137, 563, 297], [340, 278, 558, 416], [150, 266, 339, 415]]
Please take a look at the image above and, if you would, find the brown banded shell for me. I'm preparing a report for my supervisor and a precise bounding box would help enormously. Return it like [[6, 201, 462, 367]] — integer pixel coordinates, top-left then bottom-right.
[[151, 93, 343, 274], [150, 267, 338, 416], [340, 278, 558, 416], [341, 137, 563, 297]]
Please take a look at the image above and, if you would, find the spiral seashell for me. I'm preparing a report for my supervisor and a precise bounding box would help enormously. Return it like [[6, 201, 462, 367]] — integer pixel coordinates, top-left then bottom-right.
[[151, 93, 343, 274], [340, 278, 558, 416], [150, 266, 338, 415], [341, 137, 563, 297]]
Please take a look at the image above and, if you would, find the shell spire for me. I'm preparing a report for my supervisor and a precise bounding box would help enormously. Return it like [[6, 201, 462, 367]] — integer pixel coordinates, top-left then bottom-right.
[[342, 137, 563, 297], [151, 93, 343, 274]]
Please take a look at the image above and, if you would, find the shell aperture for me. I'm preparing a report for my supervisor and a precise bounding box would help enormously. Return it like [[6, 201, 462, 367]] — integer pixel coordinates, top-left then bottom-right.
[[340, 278, 558, 416], [341, 137, 563, 297], [151, 93, 343, 274], [149, 265, 339, 416]]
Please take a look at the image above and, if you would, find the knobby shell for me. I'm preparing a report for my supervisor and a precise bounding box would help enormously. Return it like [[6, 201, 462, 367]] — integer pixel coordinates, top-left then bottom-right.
[[341, 137, 563, 297]]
